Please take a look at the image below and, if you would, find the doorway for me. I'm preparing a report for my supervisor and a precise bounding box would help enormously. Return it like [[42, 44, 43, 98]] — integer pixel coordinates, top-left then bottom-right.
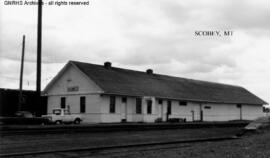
[[121, 97, 127, 122], [166, 101, 171, 121]]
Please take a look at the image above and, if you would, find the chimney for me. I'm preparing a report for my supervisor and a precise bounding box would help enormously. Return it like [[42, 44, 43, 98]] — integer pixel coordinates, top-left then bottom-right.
[[146, 69, 153, 75], [104, 62, 112, 69]]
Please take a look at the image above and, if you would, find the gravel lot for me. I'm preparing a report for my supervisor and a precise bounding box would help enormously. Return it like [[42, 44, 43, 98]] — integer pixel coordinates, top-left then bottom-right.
[[88, 128, 270, 158], [0, 127, 241, 157], [17, 128, 269, 158]]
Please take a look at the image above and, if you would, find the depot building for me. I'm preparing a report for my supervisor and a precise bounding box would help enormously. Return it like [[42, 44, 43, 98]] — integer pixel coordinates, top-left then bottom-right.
[[43, 61, 268, 123]]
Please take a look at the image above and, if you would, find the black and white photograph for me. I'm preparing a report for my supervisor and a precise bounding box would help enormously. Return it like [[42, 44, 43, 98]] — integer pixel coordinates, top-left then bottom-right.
[[0, 0, 270, 157]]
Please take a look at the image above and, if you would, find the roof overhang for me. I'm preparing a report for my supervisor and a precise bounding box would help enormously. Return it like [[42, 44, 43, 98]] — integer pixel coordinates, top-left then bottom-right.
[[100, 92, 266, 106]]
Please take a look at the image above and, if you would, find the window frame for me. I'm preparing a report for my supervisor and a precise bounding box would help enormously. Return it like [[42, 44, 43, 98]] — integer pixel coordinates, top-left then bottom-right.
[[236, 104, 242, 108], [136, 98, 142, 114], [109, 96, 116, 113], [80, 96, 86, 113], [167, 100, 172, 115], [179, 101, 187, 106], [53, 109, 61, 115], [60, 97, 66, 109], [147, 100, 152, 114], [122, 97, 127, 103]]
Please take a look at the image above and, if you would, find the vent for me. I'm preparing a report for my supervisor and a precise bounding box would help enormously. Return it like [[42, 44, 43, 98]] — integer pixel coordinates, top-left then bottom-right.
[[146, 69, 153, 75], [104, 62, 112, 69]]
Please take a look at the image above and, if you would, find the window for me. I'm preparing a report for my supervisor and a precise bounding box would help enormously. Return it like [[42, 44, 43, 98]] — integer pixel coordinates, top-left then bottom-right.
[[109, 96, 116, 113], [263, 107, 269, 113], [204, 106, 211, 109], [136, 98, 142, 114], [167, 101, 171, 114], [60, 97, 66, 109], [179, 101, 187, 106], [80, 96, 86, 113], [53, 109, 61, 115], [147, 100, 152, 114], [67, 86, 79, 92], [236, 104, 242, 108], [158, 99, 163, 104], [122, 97, 127, 103]]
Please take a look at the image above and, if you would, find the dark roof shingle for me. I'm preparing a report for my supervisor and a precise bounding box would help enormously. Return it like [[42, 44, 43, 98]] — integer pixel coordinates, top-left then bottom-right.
[[71, 61, 267, 105]]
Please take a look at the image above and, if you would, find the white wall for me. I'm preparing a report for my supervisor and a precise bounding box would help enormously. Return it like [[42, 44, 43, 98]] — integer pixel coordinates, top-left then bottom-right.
[[100, 96, 122, 122], [46, 64, 102, 96], [242, 104, 264, 120], [155, 100, 168, 121], [47, 94, 102, 123], [141, 97, 157, 122], [202, 103, 240, 121], [126, 97, 143, 122], [99, 96, 159, 123], [202, 103, 264, 121], [154, 100, 264, 122], [155, 100, 201, 122], [47, 96, 60, 113], [45, 64, 104, 123], [170, 101, 197, 121], [99, 96, 156, 123]]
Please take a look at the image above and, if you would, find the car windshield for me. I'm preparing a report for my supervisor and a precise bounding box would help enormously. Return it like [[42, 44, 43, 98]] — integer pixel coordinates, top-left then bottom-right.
[[53, 109, 61, 115]]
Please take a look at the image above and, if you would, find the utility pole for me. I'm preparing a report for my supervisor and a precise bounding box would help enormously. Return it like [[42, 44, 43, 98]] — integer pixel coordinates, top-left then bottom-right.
[[18, 35, 25, 111], [37, 0, 42, 97]]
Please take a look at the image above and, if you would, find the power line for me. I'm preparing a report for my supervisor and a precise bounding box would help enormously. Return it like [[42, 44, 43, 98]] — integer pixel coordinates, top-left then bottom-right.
[[0, 75, 53, 82]]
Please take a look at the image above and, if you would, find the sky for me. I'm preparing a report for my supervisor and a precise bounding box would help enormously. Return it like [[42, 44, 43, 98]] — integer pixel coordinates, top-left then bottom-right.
[[0, 0, 270, 105]]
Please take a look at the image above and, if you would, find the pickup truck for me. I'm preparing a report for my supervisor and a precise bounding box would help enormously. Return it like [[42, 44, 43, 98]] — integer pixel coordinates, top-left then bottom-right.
[[42, 108, 82, 124]]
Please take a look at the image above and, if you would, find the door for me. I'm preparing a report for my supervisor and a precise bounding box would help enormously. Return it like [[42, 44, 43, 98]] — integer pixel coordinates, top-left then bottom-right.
[[167, 101, 171, 121], [157, 100, 164, 121], [192, 104, 201, 121], [158, 104, 162, 118], [121, 97, 127, 122], [237, 104, 242, 120]]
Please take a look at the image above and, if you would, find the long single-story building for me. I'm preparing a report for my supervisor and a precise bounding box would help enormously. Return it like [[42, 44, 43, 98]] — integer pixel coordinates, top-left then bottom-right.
[[43, 61, 268, 123]]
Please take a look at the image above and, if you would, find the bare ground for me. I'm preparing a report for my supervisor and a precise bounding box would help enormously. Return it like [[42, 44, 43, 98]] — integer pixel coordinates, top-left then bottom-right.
[[90, 129, 270, 158], [2, 127, 269, 157]]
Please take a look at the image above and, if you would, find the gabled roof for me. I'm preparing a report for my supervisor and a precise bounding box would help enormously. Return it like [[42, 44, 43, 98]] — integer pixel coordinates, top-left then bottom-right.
[[67, 61, 267, 105]]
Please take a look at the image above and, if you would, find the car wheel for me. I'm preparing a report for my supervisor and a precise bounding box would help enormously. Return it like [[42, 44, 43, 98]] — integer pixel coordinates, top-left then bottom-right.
[[55, 120, 62, 125], [74, 118, 81, 124]]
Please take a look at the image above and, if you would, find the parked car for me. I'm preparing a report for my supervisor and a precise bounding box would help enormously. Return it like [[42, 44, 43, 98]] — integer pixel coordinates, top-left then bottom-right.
[[42, 108, 82, 124], [0, 111, 49, 125], [14, 111, 34, 118]]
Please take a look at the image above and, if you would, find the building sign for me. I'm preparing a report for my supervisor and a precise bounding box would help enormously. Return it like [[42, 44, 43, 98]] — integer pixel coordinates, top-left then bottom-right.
[[67, 86, 79, 92]]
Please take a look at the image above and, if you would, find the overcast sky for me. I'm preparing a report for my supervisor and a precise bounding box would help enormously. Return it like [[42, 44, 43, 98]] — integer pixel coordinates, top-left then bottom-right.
[[0, 0, 269, 105]]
